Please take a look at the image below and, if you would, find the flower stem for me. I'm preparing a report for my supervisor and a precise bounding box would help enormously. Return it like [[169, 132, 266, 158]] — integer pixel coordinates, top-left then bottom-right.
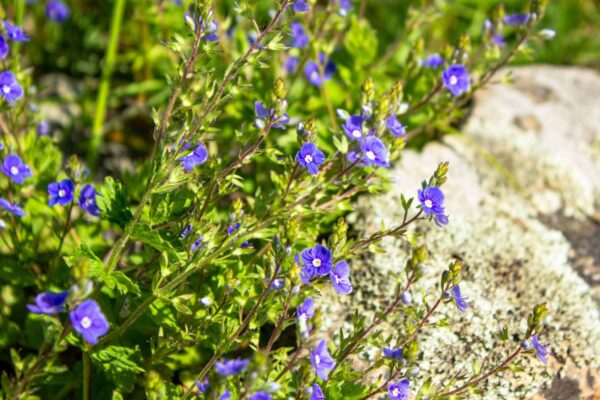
[[88, 0, 127, 167], [82, 352, 91, 400]]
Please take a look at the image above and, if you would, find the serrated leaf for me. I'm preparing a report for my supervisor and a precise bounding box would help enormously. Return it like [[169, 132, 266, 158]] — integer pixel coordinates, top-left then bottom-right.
[[90, 346, 144, 393], [97, 177, 133, 229]]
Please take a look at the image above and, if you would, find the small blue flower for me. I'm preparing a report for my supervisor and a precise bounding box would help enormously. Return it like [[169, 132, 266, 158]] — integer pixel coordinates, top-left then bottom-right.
[[4, 21, 29, 42], [383, 347, 403, 360], [417, 186, 448, 226], [191, 234, 203, 251], [330, 260, 352, 295], [69, 299, 110, 345], [401, 291, 411, 304], [0, 198, 25, 217], [195, 378, 210, 393], [304, 53, 335, 87], [310, 383, 325, 400], [493, 34, 507, 47], [422, 54, 443, 68], [220, 390, 232, 400], [2, 154, 32, 184], [48, 179, 75, 206], [297, 142, 326, 175], [46, 0, 70, 22], [254, 101, 289, 129], [0, 71, 24, 105], [227, 222, 241, 236], [37, 120, 51, 136], [532, 335, 548, 365], [285, 56, 299, 74], [290, 21, 309, 48], [215, 358, 249, 377], [78, 184, 100, 216], [249, 392, 271, 400], [310, 339, 335, 381], [0, 36, 8, 59], [297, 297, 315, 320], [388, 379, 410, 400], [270, 278, 284, 290], [301, 244, 333, 279], [26, 291, 69, 315], [342, 115, 364, 141], [204, 20, 219, 42], [181, 225, 193, 239], [386, 116, 406, 138], [360, 136, 390, 167], [180, 142, 208, 171], [293, 0, 309, 12], [504, 13, 530, 26], [442, 64, 471, 97], [451, 284, 468, 313], [339, 0, 353, 16]]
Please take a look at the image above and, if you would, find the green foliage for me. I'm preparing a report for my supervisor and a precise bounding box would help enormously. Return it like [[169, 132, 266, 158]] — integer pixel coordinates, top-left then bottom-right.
[[97, 177, 133, 229]]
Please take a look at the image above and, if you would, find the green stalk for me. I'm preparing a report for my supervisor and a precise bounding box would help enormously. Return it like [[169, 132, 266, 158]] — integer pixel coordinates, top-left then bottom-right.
[[82, 352, 91, 400], [88, 0, 127, 167]]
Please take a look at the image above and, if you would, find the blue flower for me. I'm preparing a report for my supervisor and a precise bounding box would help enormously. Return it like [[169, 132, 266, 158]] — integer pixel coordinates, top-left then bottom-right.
[[422, 53, 443, 68], [297, 297, 315, 320], [38, 120, 51, 136], [195, 378, 210, 393], [204, 20, 219, 42], [191, 234, 203, 251], [386, 116, 406, 138], [310, 339, 335, 381], [4, 21, 29, 42], [220, 390, 232, 400], [301, 245, 333, 279], [451, 284, 468, 313], [293, 0, 309, 12], [0, 71, 24, 105], [270, 278, 284, 290], [0, 36, 8, 59], [383, 347, 403, 360], [2, 154, 32, 184], [388, 379, 410, 400], [215, 358, 249, 377], [417, 186, 448, 226], [493, 34, 506, 47], [330, 261, 352, 295], [342, 115, 364, 141], [254, 101, 289, 129], [304, 53, 336, 87], [442, 64, 470, 97], [531, 335, 548, 365], [69, 299, 110, 344], [46, 0, 70, 22], [360, 136, 390, 167], [0, 198, 25, 217], [310, 383, 325, 400], [339, 0, 353, 16], [26, 291, 69, 315], [180, 143, 208, 171], [181, 225, 193, 239], [48, 179, 75, 206], [297, 142, 326, 175], [285, 56, 299, 74], [504, 13, 530, 26], [78, 184, 100, 216], [290, 21, 309, 48], [249, 392, 271, 400], [227, 222, 240, 236]]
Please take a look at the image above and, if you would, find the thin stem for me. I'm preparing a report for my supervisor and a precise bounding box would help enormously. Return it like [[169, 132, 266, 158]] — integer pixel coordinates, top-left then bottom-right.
[[50, 202, 74, 269], [82, 352, 91, 400], [88, 0, 127, 167]]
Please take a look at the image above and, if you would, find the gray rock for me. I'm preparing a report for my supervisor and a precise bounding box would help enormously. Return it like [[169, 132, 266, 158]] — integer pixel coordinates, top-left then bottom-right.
[[324, 66, 600, 399]]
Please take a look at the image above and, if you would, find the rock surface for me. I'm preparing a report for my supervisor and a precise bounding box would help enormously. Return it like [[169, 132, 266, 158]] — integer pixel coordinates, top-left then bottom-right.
[[327, 66, 600, 399]]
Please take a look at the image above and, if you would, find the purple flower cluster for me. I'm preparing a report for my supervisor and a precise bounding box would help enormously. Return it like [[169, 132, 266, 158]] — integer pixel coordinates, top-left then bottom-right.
[[341, 111, 393, 168], [0, 21, 28, 104], [255, 101, 289, 129], [290, 21, 309, 48]]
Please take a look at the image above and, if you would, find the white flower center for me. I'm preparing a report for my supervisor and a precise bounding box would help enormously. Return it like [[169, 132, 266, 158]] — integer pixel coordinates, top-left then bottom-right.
[[59, 189, 66, 197], [86, 199, 93, 206], [304, 154, 313, 163], [392, 388, 400, 396], [81, 316, 92, 329], [366, 151, 376, 160], [352, 130, 361, 138], [315, 355, 321, 365], [10, 166, 18, 175], [450, 76, 458, 85], [424, 199, 433, 208], [2, 85, 10, 94], [334, 274, 340, 283], [312, 259, 321, 267], [310, 71, 320, 82]]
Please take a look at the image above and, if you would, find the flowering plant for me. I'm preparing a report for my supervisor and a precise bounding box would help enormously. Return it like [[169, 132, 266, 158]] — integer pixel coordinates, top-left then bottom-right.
[[0, 0, 553, 399]]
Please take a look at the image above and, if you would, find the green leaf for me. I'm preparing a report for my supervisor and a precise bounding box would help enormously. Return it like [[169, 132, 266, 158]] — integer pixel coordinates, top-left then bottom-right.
[[90, 346, 145, 393], [97, 177, 133, 229], [343, 16, 379, 67]]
